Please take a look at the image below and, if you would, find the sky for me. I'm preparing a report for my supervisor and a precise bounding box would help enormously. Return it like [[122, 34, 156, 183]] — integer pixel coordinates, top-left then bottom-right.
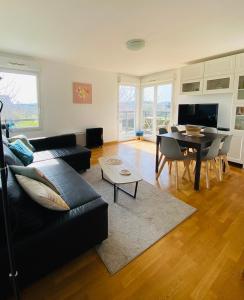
[[0, 71, 37, 104]]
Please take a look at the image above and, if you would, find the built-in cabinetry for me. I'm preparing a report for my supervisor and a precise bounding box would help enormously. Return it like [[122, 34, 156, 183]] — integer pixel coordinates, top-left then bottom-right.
[[230, 53, 244, 165], [180, 56, 235, 95], [180, 63, 204, 95], [179, 53, 244, 166], [203, 56, 235, 94]]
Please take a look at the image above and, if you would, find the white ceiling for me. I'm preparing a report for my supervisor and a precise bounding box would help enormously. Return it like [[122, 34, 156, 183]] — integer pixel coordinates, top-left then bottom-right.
[[1, 0, 244, 76]]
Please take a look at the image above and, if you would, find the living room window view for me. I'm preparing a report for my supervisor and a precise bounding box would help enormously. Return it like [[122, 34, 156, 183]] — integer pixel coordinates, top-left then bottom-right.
[[0, 1, 244, 300]]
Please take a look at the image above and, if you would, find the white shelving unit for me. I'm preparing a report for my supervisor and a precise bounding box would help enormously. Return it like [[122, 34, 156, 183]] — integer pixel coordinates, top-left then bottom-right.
[[179, 53, 244, 166], [180, 63, 204, 95]]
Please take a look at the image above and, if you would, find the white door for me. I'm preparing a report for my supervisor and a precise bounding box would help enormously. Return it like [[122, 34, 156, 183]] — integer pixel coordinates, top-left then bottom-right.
[[141, 83, 173, 140], [118, 85, 137, 141]]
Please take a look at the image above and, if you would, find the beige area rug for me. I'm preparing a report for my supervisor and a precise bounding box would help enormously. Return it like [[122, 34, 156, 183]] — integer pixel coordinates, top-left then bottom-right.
[[81, 165, 197, 274]]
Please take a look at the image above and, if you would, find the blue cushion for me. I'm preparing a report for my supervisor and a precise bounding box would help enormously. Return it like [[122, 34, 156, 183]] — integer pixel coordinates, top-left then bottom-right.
[[9, 140, 34, 166]]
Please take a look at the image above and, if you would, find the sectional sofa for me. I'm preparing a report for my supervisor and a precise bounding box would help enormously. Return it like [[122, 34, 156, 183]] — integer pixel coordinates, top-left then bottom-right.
[[0, 134, 108, 299]]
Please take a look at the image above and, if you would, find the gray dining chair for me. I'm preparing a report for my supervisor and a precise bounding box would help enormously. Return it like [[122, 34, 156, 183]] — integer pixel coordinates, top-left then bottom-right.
[[171, 126, 179, 133], [218, 135, 232, 180], [196, 137, 222, 189], [203, 127, 218, 134], [159, 127, 168, 135], [156, 136, 194, 189]]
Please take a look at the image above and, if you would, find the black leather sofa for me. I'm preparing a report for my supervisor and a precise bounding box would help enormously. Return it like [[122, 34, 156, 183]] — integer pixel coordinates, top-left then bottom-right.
[[0, 134, 108, 299]]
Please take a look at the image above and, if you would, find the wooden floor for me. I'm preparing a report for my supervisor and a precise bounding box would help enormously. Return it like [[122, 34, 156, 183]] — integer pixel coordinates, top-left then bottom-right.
[[22, 141, 244, 300]]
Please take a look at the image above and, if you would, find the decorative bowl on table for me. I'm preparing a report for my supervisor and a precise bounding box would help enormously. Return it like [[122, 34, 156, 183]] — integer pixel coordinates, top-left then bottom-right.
[[120, 169, 131, 176], [185, 125, 202, 136]]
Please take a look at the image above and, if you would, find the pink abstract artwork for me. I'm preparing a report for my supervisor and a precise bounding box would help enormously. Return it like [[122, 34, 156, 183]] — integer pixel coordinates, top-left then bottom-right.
[[73, 82, 92, 104]]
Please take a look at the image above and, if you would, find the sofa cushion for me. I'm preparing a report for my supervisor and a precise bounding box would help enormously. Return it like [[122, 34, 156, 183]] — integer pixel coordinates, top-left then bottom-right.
[[9, 135, 35, 152], [9, 140, 34, 165], [30, 158, 100, 209], [33, 145, 91, 171], [10, 165, 60, 194], [3, 144, 24, 166], [15, 175, 70, 211]]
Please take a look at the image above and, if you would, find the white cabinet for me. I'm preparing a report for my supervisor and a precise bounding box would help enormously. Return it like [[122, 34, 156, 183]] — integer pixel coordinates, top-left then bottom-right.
[[203, 74, 234, 94], [234, 73, 244, 104], [181, 63, 204, 81], [204, 56, 235, 77], [228, 134, 244, 165], [181, 79, 203, 95], [236, 53, 244, 72], [180, 63, 204, 95], [203, 56, 235, 94]]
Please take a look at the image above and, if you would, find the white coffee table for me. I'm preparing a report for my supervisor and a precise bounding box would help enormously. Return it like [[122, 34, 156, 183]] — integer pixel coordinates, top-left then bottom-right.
[[98, 156, 142, 203]]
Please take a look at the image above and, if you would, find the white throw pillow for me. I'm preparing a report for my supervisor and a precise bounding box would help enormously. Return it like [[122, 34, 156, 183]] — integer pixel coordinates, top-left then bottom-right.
[[16, 175, 70, 211]]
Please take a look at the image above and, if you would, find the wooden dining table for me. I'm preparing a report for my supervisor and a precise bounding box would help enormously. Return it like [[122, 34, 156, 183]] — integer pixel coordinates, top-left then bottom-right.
[[155, 132, 228, 191]]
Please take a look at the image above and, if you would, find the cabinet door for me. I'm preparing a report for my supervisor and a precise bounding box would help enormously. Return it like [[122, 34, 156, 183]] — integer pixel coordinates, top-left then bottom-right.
[[180, 63, 204, 81], [204, 56, 235, 77], [228, 134, 244, 164], [236, 53, 244, 72], [203, 75, 233, 94], [234, 73, 244, 104], [180, 79, 203, 95]]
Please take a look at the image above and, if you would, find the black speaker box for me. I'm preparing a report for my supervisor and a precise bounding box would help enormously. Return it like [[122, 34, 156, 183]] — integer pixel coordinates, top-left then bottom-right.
[[86, 127, 103, 148]]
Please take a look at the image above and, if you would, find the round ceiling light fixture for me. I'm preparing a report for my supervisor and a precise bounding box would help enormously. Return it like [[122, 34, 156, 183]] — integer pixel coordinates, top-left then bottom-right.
[[126, 39, 145, 51]]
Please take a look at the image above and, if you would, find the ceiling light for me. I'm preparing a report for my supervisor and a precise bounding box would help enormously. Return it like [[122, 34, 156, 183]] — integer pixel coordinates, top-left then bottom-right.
[[126, 39, 145, 51]]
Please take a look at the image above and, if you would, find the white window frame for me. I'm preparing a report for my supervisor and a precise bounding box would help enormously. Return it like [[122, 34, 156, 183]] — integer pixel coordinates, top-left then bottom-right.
[[117, 83, 139, 141], [0, 67, 42, 132], [140, 81, 173, 141]]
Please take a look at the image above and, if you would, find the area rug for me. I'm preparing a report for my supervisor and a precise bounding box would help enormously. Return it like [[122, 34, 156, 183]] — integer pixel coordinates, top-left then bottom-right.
[[81, 165, 197, 274]]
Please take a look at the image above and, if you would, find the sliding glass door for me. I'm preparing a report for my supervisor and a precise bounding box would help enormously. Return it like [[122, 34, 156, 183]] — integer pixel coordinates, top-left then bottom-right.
[[142, 83, 172, 139], [118, 85, 137, 140]]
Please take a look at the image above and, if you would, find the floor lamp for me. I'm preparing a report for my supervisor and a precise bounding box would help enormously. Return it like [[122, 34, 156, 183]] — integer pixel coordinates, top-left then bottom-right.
[[0, 100, 20, 299]]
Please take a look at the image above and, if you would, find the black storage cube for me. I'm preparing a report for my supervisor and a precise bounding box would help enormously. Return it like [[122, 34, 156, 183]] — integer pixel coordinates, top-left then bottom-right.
[[86, 128, 103, 148]]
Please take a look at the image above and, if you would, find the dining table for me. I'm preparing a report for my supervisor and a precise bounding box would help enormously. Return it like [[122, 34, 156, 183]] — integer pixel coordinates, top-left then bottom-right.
[[155, 131, 228, 191]]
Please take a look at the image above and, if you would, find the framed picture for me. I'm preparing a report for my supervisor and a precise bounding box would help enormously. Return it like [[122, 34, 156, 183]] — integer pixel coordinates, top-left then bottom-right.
[[73, 82, 92, 104]]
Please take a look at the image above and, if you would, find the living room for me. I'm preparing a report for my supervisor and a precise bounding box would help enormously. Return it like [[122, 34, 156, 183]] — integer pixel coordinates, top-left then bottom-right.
[[0, 1, 244, 300]]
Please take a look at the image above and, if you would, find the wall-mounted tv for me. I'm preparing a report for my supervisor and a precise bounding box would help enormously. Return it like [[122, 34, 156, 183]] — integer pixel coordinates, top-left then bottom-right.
[[178, 104, 219, 128]]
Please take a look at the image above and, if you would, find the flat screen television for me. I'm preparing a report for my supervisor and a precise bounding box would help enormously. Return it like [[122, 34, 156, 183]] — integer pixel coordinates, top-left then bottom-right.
[[178, 104, 219, 128]]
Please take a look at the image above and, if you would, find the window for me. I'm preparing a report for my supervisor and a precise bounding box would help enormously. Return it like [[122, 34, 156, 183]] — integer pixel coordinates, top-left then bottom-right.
[[0, 70, 39, 129], [118, 85, 137, 140], [141, 83, 173, 138], [142, 86, 154, 136], [156, 84, 172, 131]]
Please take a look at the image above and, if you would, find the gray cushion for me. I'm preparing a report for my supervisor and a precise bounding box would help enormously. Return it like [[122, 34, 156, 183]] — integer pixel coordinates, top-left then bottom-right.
[[3, 144, 24, 166], [9, 135, 35, 152], [10, 165, 60, 194]]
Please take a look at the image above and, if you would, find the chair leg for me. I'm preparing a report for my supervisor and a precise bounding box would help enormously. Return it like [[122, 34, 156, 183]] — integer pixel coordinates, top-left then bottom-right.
[[168, 161, 172, 174], [156, 157, 167, 180], [158, 153, 164, 165], [205, 161, 210, 189], [224, 155, 230, 173], [175, 161, 179, 189], [212, 159, 220, 182], [185, 160, 192, 182], [219, 157, 223, 181]]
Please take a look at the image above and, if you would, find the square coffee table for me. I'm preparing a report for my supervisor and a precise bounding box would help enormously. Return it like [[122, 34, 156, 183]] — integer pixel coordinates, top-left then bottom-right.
[[98, 156, 142, 203]]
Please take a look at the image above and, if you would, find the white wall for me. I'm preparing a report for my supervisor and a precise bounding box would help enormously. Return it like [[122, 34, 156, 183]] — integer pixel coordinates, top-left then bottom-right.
[[0, 53, 125, 142], [36, 59, 118, 142]]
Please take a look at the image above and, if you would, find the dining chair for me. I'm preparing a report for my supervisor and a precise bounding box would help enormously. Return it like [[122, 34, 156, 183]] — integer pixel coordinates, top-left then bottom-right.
[[197, 138, 222, 189], [218, 135, 232, 180], [159, 127, 168, 134], [171, 126, 179, 133], [156, 136, 193, 189], [203, 127, 218, 134]]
